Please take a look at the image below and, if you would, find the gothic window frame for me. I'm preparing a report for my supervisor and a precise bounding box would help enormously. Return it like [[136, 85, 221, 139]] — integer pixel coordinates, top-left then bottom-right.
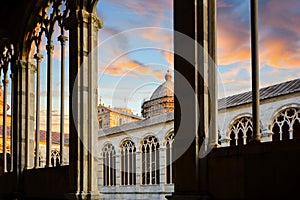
[[0, 41, 14, 173], [120, 139, 136, 186], [26, 0, 70, 169], [50, 149, 60, 167], [140, 135, 160, 185], [164, 130, 175, 184], [227, 115, 253, 146], [271, 105, 300, 141], [102, 143, 116, 186]]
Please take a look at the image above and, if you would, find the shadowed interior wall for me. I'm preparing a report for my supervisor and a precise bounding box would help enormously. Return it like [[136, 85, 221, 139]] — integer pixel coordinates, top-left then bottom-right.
[[207, 140, 300, 199]]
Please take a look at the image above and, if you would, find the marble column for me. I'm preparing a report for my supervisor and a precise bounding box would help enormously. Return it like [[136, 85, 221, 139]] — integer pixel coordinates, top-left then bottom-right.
[[135, 151, 142, 185], [159, 147, 167, 185], [115, 153, 121, 186], [66, 2, 103, 199]]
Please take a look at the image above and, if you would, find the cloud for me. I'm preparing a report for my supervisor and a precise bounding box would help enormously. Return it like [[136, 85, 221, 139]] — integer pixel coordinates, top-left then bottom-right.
[[217, 2, 250, 66], [98, 27, 173, 81], [217, 0, 233, 8], [103, 59, 164, 81], [258, 0, 300, 69], [162, 51, 174, 69], [107, 0, 172, 17], [218, 0, 300, 70]]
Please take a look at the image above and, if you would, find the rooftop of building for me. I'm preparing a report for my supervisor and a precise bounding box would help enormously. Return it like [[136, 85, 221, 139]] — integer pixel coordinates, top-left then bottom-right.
[[98, 112, 174, 137], [149, 70, 174, 101], [218, 78, 300, 110], [98, 102, 143, 120], [0, 126, 69, 145]]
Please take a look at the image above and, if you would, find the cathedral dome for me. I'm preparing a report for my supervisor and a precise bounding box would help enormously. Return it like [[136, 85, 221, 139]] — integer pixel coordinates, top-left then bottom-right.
[[141, 71, 174, 118], [150, 71, 174, 100]]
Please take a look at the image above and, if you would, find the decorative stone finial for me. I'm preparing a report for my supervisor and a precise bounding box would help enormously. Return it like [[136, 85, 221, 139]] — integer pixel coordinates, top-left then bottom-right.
[[165, 70, 172, 81], [100, 96, 103, 106]]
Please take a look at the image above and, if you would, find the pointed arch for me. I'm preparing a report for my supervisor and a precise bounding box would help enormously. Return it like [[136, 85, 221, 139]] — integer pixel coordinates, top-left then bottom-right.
[[119, 139, 136, 185], [271, 105, 300, 141], [140, 135, 160, 185], [102, 143, 116, 186]]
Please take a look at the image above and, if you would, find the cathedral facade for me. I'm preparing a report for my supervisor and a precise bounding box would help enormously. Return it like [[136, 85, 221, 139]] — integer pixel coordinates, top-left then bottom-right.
[[97, 73, 300, 199]]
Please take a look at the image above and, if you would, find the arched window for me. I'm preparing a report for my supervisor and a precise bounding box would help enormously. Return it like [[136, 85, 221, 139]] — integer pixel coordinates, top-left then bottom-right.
[[141, 136, 160, 185], [50, 149, 60, 167], [229, 116, 253, 146], [0, 43, 14, 173], [102, 143, 116, 186], [120, 140, 136, 185], [165, 132, 174, 184], [271, 107, 300, 141], [99, 119, 103, 129], [27, 0, 70, 169]]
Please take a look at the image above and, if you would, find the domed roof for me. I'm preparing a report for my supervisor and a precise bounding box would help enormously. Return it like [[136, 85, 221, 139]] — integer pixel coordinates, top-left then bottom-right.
[[150, 71, 174, 100]]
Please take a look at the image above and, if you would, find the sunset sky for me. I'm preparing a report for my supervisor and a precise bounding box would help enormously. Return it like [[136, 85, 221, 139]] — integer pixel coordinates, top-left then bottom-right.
[[96, 0, 300, 115], [24, 0, 300, 132]]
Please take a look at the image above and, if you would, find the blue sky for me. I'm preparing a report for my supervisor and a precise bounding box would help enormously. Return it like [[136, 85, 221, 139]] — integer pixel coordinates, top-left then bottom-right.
[[21, 0, 300, 132], [97, 0, 300, 115]]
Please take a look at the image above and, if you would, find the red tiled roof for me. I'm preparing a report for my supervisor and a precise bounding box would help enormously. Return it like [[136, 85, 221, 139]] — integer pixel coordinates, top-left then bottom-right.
[[38, 130, 69, 144], [0, 125, 69, 145]]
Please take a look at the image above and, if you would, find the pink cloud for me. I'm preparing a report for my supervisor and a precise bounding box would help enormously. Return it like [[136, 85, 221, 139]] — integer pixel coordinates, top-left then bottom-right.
[[218, 0, 300, 70], [217, 0, 233, 8], [103, 59, 164, 81], [217, 8, 250, 65], [108, 0, 172, 16]]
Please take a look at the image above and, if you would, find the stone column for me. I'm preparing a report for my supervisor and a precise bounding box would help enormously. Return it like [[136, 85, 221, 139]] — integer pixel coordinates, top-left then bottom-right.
[[135, 151, 142, 185], [98, 156, 104, 188], [159, 147, 167, 185], [167, 0, 217, 199], [115, 153, 121, 186], [34, 52, 43, 168], [250, 0, 262, 142], [13, 60, 28, 195], [66, 2, 103, 199], [289, 127, 294, 140], [27, 62, 36, 169]]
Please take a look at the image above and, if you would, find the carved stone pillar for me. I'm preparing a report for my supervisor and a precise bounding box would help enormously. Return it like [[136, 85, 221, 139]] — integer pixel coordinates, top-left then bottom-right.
[[289, 127, 294, 140], [27, 62, 36, 169], [115, 153, 121, 186], [159, 147, 167, 185], [12, 60, 29, 196], [167, 0, 217, 199], [135, 151, 142, 185], [66, 3, 103, 199], [98, 156, 104, 187]]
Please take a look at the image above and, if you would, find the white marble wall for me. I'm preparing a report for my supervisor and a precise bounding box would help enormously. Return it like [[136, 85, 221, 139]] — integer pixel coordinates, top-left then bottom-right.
[[98, 113, 174, 200], [218, 93, 300, 146]]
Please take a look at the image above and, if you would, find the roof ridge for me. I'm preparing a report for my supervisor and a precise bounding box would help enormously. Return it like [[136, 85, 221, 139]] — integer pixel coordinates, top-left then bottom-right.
[[219, 78, 300, 101]]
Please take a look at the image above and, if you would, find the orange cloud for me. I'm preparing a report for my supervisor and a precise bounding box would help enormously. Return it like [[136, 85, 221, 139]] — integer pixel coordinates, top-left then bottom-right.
[[103, 59, 164, 81], [217, 9, 250, 65], [217, 0, 233, 8], [218, 0, 300, 69], [258, 0, 300, 69], [139, 28, 174, 67]]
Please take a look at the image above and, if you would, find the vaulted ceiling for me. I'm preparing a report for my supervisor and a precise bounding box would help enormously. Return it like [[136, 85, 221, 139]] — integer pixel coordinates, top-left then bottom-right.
[[0, 0, 43, 45]]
